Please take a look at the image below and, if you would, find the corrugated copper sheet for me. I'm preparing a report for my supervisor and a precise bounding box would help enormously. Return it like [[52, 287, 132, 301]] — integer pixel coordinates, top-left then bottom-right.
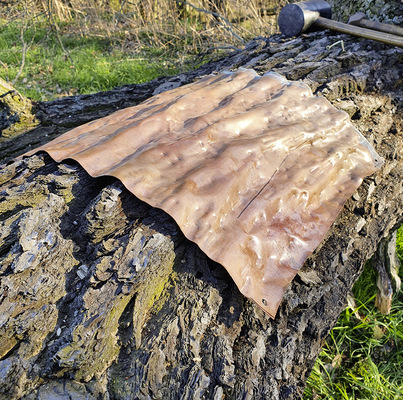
[[25, 69, 383, 318]]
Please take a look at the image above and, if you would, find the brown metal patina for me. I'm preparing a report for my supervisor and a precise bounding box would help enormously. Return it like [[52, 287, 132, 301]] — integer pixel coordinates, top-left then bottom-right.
[[25, 69, 383, 318]]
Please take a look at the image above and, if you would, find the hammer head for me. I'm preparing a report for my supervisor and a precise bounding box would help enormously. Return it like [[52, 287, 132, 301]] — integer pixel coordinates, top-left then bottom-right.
[[278, 0, 332, 37], [348, 12, 366, 25]]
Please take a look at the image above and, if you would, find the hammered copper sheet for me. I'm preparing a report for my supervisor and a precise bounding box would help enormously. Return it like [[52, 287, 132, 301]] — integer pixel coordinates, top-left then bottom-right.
[[25, 69, 383, 318]]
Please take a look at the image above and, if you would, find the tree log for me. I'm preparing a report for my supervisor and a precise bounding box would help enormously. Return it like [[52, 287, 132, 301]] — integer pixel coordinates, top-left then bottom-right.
[[0, 32, 402, 399]]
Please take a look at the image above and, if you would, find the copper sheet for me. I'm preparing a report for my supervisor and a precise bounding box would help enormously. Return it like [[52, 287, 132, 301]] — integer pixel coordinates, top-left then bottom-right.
[[25, 69, 383, 318]]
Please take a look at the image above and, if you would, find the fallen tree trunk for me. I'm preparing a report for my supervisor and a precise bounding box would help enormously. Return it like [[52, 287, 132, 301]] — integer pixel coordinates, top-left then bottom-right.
[[0, 31, 402, 399]]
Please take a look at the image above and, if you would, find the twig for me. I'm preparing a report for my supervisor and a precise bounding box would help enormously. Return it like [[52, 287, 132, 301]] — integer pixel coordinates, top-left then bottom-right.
[[115, 0, 128, 27], [2, 9, 47, 28], [0, 60, 10, 82], [174, 0, 245, 44], [11, 27, 28, 84], [12, 11, 36, 85], [114, 58, 148, 63], [195, 45, 241, 63], [199, 44, 242, 53], [45, 0, 74, 65], [327, 40, 345, 52]]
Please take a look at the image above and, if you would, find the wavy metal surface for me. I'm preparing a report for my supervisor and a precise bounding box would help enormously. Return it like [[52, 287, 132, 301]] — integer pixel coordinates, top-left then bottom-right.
[[25, 69, 383, 318]]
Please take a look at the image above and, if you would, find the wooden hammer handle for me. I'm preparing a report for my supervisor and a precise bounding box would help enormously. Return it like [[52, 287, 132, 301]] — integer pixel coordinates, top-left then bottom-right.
[[351, 19, 403, 37], [315, 17, 403, 48]]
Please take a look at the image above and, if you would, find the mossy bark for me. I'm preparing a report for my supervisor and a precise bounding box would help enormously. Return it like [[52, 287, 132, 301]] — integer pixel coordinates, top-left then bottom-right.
[[0, 30, 402, 399], [0, 78, 39, 139]]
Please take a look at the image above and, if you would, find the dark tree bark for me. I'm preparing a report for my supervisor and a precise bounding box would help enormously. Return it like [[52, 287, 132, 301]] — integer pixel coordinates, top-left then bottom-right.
[[0, 31, 402, 400]]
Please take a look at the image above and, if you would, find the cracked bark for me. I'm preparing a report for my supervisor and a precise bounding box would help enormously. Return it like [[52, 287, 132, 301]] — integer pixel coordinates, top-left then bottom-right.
[[0, 31, 402, 400]]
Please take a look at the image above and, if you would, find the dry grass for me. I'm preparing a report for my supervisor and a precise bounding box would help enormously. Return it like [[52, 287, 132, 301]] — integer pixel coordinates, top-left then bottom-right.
[[1, 0, 286, 99], [2, 0, 285, 60]]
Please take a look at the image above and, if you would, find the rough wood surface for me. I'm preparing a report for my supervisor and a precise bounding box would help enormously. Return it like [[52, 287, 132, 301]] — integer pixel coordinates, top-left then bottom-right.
[[0, 78, 39, 139], [0, 32, 402, 399]]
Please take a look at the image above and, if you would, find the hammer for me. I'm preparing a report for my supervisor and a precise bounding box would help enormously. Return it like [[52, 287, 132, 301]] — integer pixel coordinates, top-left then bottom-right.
[[348, 12, 403, 37], [278, 0, 403, 48]]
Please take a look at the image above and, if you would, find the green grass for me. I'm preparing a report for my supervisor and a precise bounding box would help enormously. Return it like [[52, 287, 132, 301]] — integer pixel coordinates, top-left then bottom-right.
[[0, 20, 182, 101], [398, 226, 403, 262], [304, 226, 403, 399]]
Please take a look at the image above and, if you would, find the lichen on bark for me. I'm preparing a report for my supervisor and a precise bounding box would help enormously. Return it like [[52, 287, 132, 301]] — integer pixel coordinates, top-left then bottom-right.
[[0, 78, 39, 139]]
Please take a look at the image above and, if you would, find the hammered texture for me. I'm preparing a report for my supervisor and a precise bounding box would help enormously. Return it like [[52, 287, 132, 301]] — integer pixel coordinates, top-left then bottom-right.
[[25, 69, 382, 317]]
